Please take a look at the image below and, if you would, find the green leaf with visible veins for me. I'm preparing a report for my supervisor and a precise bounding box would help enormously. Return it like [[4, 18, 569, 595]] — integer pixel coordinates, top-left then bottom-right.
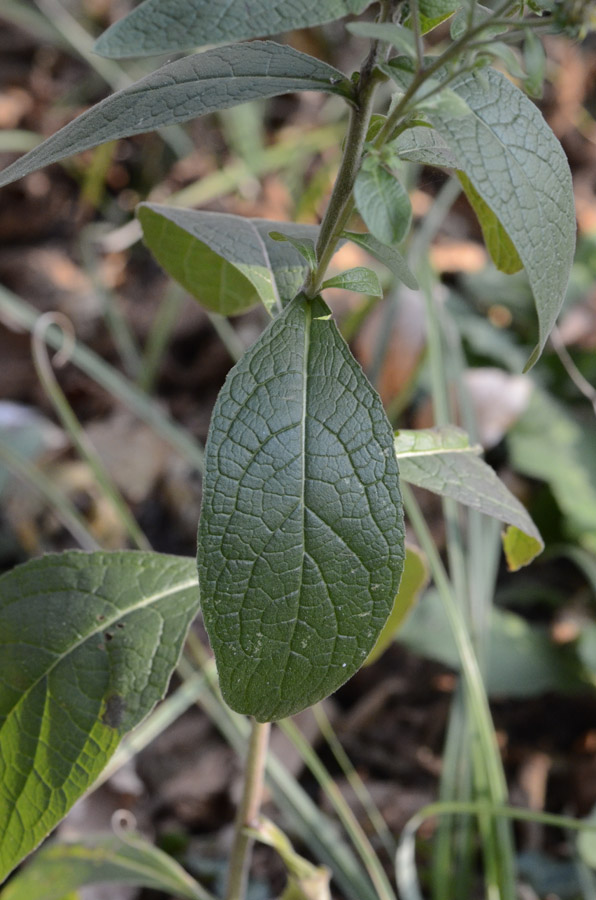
[[457, 172, 523, 275], [0, 42, 352, 190], [395, 426, 543, 565], [341, 231, 418, 289], [0, 832, 209, 900], [197, 293, 405, 722], [354, 163, 412, 248], [0, 551, 199, 883], [93, 0, 373, 58], [427, 68, 575, 368], [138, 204, 320, 316], [322, 266, 382, 296]]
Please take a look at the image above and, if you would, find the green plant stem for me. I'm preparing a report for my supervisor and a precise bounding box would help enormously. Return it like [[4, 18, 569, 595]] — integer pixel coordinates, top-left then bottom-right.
[[226, 719, 271, 900]]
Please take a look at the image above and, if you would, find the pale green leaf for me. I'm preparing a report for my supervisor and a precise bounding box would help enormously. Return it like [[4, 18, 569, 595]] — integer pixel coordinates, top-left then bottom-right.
[[248, 818, 331, 900], [523, 30, 546, 98], [418, 0, 460, 33], [138, 204, 320, 316], [0, 551, 199, 883], [450, 4, 506, 40], [94, 0, 373, 58], [365, 544, 428, 665], [393, 126, 458, 169], [0, 42, 351, 189], [197, 294, 405, 721], [502, 525, 543, 571], [354, 163, 412, 247], [395, 426, 543, 550], [0, 832, 209, 900], [269, 231, 317, 272], [346, 21, 416, 56], [322, 266, 382, 296], [341, 231, 419, 289], [427, 68, 576, 367], [457, 172, 523, 275]]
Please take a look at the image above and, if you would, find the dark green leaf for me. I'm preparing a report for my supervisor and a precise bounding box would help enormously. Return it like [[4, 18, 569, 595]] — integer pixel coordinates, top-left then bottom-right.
[[322, 266, 382, 296], [0, 832, 210, 900], [0, 551, 199, 883], [138, 204, 320, 316], [342, 231, 418, 289], [457, 172, 523, 275], [0, 42, 352, 189], [395, 426, 543, 559], [427, 68, 575, 368], [269, 231, 317, 272], [94, 0, 373, 58], [197, 294, 405, 721], [354, 163, 412, 247]]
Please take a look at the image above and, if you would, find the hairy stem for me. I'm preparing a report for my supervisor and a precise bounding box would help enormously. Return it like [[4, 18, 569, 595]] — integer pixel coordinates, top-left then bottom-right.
[[226, 719, 271, 900]]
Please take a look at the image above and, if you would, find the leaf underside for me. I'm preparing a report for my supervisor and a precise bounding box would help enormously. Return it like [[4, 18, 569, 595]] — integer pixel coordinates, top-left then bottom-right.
[[197, 294, 405, 722], [0, 551, 199, 883], [94, 0, 373, 58], [0, 42, 351, 190]]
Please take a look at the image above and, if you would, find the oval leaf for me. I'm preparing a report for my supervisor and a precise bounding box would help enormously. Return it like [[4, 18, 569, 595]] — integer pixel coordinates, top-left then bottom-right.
[[0, 42, 352, 190], [197, 294, 405, 721], [138, 204, 321, 316], [0, 551, 199, 883], [0, 832, 209, 900], [354, 163, 412, 247], [341, 231, 419, 289], [322, 266, 382, 296], [94, 0, 373, 58], [427, 68, 576, 368]]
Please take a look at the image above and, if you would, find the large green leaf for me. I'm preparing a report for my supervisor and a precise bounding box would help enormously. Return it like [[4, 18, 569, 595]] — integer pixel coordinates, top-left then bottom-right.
[[0, 42, 351, 189], [197, 293, 405, 721], [0, 832, 209, 900], [94, 0, 373, 58], [138, 204, 320, 316], [427, 68, 575, 367], [0, 551, 199, 883], [395, 426, 543, 565]]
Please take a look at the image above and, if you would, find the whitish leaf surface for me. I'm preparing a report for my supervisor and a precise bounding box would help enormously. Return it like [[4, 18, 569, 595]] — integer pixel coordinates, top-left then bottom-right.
[[342, 231, 418, 289], [197, 294, 405, 721], [322, 266, 382, 296], [395, 426, 543, 554], [0, 43, 351, 189], [94, 0, 373, 58], [365, 544, 427, 665], [354, 164, 412, 248], [0, 833, 208, 900], [393, 126, 458, 169], [427, 68, 575, 367], [138, 204, 320, 316], [346, 21, 416, 55], [0, 551, 199, 883]]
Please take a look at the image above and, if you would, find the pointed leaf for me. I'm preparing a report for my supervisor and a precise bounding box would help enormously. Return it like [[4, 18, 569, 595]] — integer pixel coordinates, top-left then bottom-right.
[[341, 231, 418, 289], [269, 231, 317, 272], [346, 22, 416, 56], [365, 544, 428, 665], [427, 68, 575, 367], [395, 426, 543, 552], [0, 551, 199, 883], [0, 42, 352, 189], [322, 266, 382, 296], [393, 125, 458, 169], [138, 204, 320, 316], [0, 832, 209, 900], [94, 0, 373, 58], [502, 526, 543, 572], [354, 163, 412, 247], [418, 0, 460, 33], [457, 172, 523, 275], [197, 294, 405, 721]]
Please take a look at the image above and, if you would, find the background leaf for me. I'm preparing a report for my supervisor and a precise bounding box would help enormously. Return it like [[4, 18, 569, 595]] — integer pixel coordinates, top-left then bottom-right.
[[138, 204, 320, 316], [353, 163, 412, 247], [341, 231, 419, 289], [0, 42, 351, 189], [0, 551, 199, 883], [395, 426, 543, 559], [427, 68, 576, 367], [197, 294, 405, 721], [418, 0, 460, 33], [94, 0, 373, 58], [0, 832, 209, 900]]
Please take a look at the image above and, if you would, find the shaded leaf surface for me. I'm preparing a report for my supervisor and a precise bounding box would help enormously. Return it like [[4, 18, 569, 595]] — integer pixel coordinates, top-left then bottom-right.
[[353, 164, 411, 247], [427, 68, 575, 366], [0, 832, 208, 900], [0, 551, 199, 882], [0, 42, 351, 189], [457, 172, 523, 275], [342, 231, 418, 289], [94, 0, 373, 58], [197, 294, 405, 721], [138, 204, 320, 316], [395, 426, 543, 552]]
